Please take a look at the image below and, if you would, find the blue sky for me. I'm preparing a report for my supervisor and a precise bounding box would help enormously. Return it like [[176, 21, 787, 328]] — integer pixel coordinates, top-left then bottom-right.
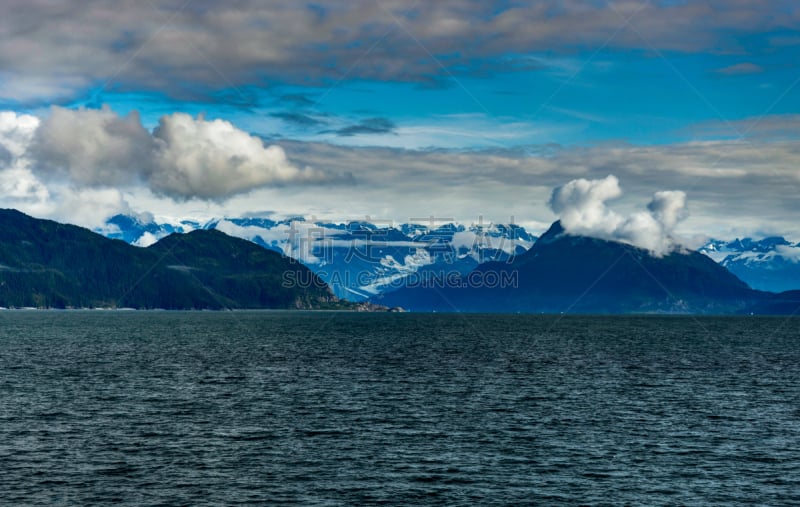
[[66, 49, 800, 148], [0, 0, 799, 241]]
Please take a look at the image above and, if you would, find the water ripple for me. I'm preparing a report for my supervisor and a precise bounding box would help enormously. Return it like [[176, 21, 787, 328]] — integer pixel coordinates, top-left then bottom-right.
[[0, 311, 798, 505]]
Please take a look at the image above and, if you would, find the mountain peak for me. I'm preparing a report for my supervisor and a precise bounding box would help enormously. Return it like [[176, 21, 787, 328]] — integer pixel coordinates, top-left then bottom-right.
[[537, 220, 566, 244], [376, 219, 759, 314], [0, 208, 342, 309]]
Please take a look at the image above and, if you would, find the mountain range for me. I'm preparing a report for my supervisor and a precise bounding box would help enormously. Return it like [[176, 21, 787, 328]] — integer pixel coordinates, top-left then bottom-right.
[[98, 213, 800, 300], [373, 221, 794, 314], [700, 237, 800, 293], [0, 209, 344, 310], [2, 209, 798, 314], [99, 214, 536, 300]]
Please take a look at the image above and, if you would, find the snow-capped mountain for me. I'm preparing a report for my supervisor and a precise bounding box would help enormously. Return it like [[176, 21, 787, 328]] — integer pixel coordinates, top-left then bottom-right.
[[700, 237, 800, 293], [96, 214, 536, 300], [376, 220, 759, 314], [99, 214, 202, 247], [98, 213, 800, 296]]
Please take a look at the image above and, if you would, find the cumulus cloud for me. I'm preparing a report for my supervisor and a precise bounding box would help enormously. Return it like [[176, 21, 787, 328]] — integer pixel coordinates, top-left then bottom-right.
[[0, 111, 50, 206], [150, 113, 333, 200], [0, 111, 39, 158], [1, 114, 133, 227], [548, 175, 624, 237], [0, 167, 49, 205], [33, 106, 152, 186], [548, 175, 688, 256], [26, 106, 337, 201], [648, 190, 688, 230]]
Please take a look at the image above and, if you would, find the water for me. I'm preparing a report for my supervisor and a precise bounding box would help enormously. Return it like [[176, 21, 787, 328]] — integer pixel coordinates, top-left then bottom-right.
[[1, 311, 799, 505]]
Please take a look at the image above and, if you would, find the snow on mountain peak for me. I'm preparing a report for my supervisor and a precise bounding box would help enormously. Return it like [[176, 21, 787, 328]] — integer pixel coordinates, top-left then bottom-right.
[[96, 214, 537, 300]]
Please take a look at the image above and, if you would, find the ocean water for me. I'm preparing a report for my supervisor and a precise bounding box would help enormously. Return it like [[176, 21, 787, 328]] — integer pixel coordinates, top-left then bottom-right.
[[1, 311, 799, 506]]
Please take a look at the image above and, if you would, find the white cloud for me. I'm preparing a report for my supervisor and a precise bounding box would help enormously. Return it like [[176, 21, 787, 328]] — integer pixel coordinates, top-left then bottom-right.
[[0, 111, 39, 157], [32, 106, 152, 186], [133, 231, 160, 248], [275, 138, 800, 240], [150, 113, 331, 200], [49, 187, 132, 229], [211, 219, 320, 262], [0, 111, 51, 209], [25, 106, 339, 201], [648, 190, 688, 230], [2, 107, 343, 227], [548, 175, 624, 237], [6, 106, 800, 241], [450, 229, 533, 260], [548, 175, 689, 256], [0, 167, 50, 204], [775, 245, 800, 263]]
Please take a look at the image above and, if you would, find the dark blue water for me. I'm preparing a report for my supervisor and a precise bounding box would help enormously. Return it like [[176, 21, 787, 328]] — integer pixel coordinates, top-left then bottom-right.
[[1, 311, 799, 505]]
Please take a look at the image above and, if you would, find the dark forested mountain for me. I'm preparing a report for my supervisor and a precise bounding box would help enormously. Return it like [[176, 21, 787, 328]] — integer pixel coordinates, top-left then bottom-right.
[[0, 209, 341, 309], [374, 221, 776, 314]]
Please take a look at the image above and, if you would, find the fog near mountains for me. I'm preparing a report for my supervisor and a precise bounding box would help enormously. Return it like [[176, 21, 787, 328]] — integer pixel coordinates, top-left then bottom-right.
[[549, 175, 688, 256]]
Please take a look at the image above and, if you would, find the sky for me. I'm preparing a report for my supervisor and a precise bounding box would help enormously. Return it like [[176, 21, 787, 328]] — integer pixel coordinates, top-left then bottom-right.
[[0, 0, 799, 243]]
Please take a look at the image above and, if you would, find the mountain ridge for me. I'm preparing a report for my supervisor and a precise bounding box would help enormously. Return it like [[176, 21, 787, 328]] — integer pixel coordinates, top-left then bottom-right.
[[98, 213, 536, 300], [100, 212, 800, 298], [700, 236, 800, 292], [4, 210, 798, 314], [373, 220, 779, 314], [0, 209, 345, 310]]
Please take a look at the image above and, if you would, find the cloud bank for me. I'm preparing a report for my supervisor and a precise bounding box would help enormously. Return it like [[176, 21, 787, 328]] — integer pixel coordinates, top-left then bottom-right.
[[549, 175, 688, 256], [27, 106, 337, 201], [4, 107, 800, 239], [1, 0, 796, 102]]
